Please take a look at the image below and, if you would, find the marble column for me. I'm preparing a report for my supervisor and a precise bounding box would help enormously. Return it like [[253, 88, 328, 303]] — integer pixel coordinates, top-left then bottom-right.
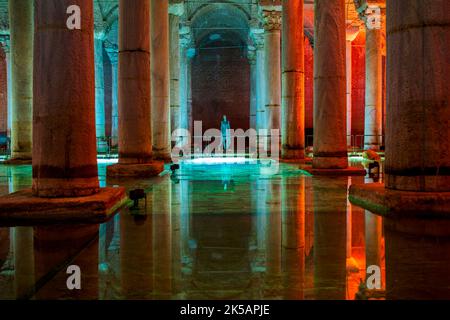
[[0, 37, 13, 139], [105, 45, 119, 148], [262, 10, 282, 143], [94, 27, 107, 150], [385, 0, 450, 192], [8, 0, 33, 161], [312, 0, 348, 169], [169, 4, 184, 144], [364, 23, 383, 150], [248, 50, 257, 130], [107, 0, 163, 177], [33, 0, 99, 197], [281, 0, 305, 160], [151, 0, 171, 161]]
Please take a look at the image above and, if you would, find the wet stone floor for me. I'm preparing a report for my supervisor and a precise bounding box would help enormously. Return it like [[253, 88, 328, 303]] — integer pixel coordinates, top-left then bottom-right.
[[0, 158, 449, 300]]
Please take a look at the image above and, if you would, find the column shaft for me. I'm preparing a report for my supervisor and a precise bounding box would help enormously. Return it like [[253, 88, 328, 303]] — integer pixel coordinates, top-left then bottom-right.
[[0, 47, 7, 136], [118, 0, 152, 164], [263, 12, 282, 134], [346, 40, 352, 146], [255, 44, 265, 131], [249, 53, 257, 129], [151, 0, 171, 160], [33, 0, 99, 197], [169, 14, 181, 142], [94, 38, 106, 139], [8, 0, 33, 160], [312, 0, 348, 169], [385, 0, 450, 192], [364, 28, 383, 150], [282, 0, 305, 159]]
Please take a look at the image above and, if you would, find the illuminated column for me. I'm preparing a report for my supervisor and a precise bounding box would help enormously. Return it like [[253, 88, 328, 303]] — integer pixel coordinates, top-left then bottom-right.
[[253, 34, 266, 131], [33, 0, 99, 197], [346, 26, 360, 147], [364, 18, 383, 150], [0, 44, 7, 136], [281, 0, 305, 160], [94, 26, 107, 151], [169, 3, 184, 143], [151, 0, 171, 161], [8, 0, 33, 161], [248, 50, 257, 129], [282, 176, 305, 299], [262, 10, 282, 140], [107, 0, 163, 177], [312, 0, 348, 169], [105, 45, 119, 147], [3, 40, 12, 138], [385, 0, 450, 192]]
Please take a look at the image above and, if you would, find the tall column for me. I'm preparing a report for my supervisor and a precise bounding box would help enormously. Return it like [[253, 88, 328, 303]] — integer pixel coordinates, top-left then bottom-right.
[[8, 0, 33, 161], [251, 33, 266, 132], [262, 10, 282, 140], [94, 25, 107, 152], [105, 45, 119, 147], [312, 0, 348, 169], [346, 26, 360, 147], [281, 0, 305, 160], [169, 3, 184, 144], [385, 0, 450, 192], [364, 21, 383, 150], [5, 42, 12, 138], [0, 44, 7, 136], [107, 0, 163, 177], [151, 0, 171, 161], [248, 50, 257, 129], [32, 0, 99, 197]]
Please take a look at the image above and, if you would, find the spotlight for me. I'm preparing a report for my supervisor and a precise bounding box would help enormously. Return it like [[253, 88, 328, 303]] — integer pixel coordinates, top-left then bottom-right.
[[129, 188, 146, 209]]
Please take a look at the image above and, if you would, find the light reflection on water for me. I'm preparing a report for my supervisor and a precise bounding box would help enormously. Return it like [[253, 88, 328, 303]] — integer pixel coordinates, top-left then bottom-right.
[[0, 161, 448, 300]]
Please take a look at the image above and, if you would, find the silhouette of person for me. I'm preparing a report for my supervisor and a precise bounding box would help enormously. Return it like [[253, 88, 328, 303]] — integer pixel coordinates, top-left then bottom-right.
[[220, 115, 231, 152]]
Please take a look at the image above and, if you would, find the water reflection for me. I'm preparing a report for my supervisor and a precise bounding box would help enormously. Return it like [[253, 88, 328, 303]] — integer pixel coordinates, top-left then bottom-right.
[[0, 162, 448, 299]]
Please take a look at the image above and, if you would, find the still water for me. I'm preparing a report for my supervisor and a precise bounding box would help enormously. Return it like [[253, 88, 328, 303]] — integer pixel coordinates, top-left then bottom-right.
[[0, 160, 449, 300]]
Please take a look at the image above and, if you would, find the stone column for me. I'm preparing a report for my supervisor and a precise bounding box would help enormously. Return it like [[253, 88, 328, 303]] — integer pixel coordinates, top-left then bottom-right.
[[32, 0, 98, 197], [385, 0, 450, 192], [105, 45, 119, 148], [0, 37, 13, 138], [253, 34, 266, 131], [169, 3, 184, 144], [8, 0, 33, 161], [107, 0, 163, 178], [151, 0, 171, 161], [312, 0, 348, 169], [248, 49, 257, 129], [262, 10, 282, 140], [364, 21, 383, 150], [281, 0, 305, 160], [0, 43, 7, 136], [346, 26, 360, 147], [94, 25, 107, 153]]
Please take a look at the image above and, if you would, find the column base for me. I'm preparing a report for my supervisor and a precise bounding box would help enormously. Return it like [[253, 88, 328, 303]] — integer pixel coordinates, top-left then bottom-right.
[[0, 187, 127, 226], [281, 148, 306, 161], [106, 162, 164, 178], [2, 158, 32, 165], [152, 151, 173, 163], [349, 183, 450, 217], [300, 165, 366, 176]]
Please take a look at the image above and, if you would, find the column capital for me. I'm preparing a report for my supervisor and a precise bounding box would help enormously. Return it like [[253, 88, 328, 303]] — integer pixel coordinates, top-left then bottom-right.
[[354, 1, 386, 31], [169, 2, 184, 17], [250, 31, 265, 50], [262, 10, 282, 32]]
